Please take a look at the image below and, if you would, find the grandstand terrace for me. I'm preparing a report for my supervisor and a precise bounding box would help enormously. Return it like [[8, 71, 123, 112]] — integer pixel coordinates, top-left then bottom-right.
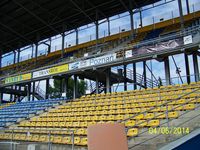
[[0, 0, 200, 150]]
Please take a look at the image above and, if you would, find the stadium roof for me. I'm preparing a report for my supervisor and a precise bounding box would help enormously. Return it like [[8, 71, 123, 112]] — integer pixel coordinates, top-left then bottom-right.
[[0, 0, 160, 55]]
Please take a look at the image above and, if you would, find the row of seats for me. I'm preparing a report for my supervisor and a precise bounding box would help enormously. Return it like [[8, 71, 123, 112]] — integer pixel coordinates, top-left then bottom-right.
[[0, 99, 62, 127], [1, 82, 199, 146], [42, 104, 196, 117]]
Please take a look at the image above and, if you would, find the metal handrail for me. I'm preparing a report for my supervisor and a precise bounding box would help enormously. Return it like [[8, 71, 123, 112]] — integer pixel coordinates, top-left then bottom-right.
[[0, 24, 199, 82], [120, 86, 200, 124], [128, 95, 200, 149]]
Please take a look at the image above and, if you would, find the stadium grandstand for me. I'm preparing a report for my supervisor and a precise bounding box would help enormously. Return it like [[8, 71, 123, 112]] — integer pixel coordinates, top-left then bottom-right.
[[0, 0, 200, 149]]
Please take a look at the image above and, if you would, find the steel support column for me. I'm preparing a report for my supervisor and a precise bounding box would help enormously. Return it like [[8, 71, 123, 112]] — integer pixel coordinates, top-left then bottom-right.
[[108, 18, 111, 36], [164, 57, 171, 85], [133, 63, 137, 90], [35, 43, 38, 65], [124, 65, 127, 91], [63, 76, 69, 98], [0, 50, 2, 72], [193, 52, 200, 82], [178, 0, 184, 30], [45, 79, 49, 99], [186, 0, 190, 14], [130, 10, 134, 38], [184, 53, 190, 84], [95, 21, 99, 41], [139, 8, 143, 27], [61, 33, 65, 59], [96, 75, 99, 94], [106, 68, 111, 93], [27, 83, 31, 101], [13, 50, 16, 64], [32, 82, 35, 101], [0, 92, 3, 104], [17, 49, 20, 69], [73, 75, 78, 99], [143, 61, 147, 88], [76, 29, 79, 45]]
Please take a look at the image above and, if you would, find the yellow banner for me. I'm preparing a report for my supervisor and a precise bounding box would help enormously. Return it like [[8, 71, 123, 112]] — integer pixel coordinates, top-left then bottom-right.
[[49, 64, 69, 75], [5, 73, 32, 84]]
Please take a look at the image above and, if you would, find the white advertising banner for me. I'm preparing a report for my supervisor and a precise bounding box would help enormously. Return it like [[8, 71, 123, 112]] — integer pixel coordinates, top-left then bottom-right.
[[184, 35, 192, 45], [125, 50, 133, 58], [89, 53, 117, 66], [33, 68, 49, 78], [69, 53, 117, 70]]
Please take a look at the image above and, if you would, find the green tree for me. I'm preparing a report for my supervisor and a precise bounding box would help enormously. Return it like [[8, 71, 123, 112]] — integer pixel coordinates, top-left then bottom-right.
[[49, 77, 87, 99]]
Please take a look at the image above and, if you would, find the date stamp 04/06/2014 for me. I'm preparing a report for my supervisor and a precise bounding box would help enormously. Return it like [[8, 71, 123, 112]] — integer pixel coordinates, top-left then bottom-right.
[[148, 127, 190, 135]]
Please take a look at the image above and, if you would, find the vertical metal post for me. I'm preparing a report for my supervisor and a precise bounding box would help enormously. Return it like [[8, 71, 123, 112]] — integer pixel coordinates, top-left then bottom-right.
[[17, 49, 20, 69], [35, 43, 38, 65], [27, 83, 31, 101], [72, 131, 75, 150], [143, 61, 147, 88], [96, 75, 99, 94], [0, 92, 2, 104], [95, 21, 99, 41], [184, 53, 190, 84], [0, 50, 1, 68], [106, 68, 111, 93], [130, 10, 134, 39], [32, 82, 35, 101], [178, 0, 184, 30], [63, 76, 69, 99], [124, 65, 127, 91], [107, 18, 111, 36], [139, 8, 143, 27], [193, 52, 199, 82], [164, 57, 171, 85], [46, 79, 49, 99], [61, 33, 65, 59], [13, 50, 16, 64], [76, 29, 79, 45], [133, 63, 137, 90], [73, 75, 77, 99], [186, 0, 190, 14]]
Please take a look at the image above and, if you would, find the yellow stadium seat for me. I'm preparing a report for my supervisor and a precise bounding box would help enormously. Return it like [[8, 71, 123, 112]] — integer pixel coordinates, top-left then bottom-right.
[[80, 137, 88, 146], [125, 120, 135, 127], [19, 134, 26, 141], [145, 113, 154, 119], [136, 120, 147, 127], [53, 136, 62, 144], [39, 135, 48, 142], [134, 114, 144, 120], [116, 115, 124, 120], [147, 120, 160, 127], [73, 137, 81, 144], [76, 129, 86, 135], [80, 122, 88, 127], [184, 104, 195, 110], [168, 111, 179, 118], [127, 128, 138, 137], [32, 135, 40, 142], [156, 113, 166, 119]]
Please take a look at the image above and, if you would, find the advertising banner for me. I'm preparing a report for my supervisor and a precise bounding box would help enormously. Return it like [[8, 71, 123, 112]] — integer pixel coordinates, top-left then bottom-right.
[[183, 35, 193, 45], [33, 64, 69, 78], [5, 73, 31, 84], [132, 39, 183, 55], [69, 53, 117, 70]]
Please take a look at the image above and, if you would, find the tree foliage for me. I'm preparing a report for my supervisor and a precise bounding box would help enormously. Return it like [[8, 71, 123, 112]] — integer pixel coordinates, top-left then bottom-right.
[[49, 78, 87, 99]]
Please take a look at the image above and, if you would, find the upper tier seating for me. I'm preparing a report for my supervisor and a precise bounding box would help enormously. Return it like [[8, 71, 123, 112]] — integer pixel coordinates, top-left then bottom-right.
[[0, 82, 199, 146], [0, 99, 62, 127]]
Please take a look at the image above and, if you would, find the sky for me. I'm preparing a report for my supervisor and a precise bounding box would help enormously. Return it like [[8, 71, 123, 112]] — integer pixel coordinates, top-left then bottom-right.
[[2, 0, 200, 100]]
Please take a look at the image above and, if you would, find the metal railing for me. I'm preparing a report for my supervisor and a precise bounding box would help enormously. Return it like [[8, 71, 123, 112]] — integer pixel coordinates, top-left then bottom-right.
[[0, 128, 76, 150]]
